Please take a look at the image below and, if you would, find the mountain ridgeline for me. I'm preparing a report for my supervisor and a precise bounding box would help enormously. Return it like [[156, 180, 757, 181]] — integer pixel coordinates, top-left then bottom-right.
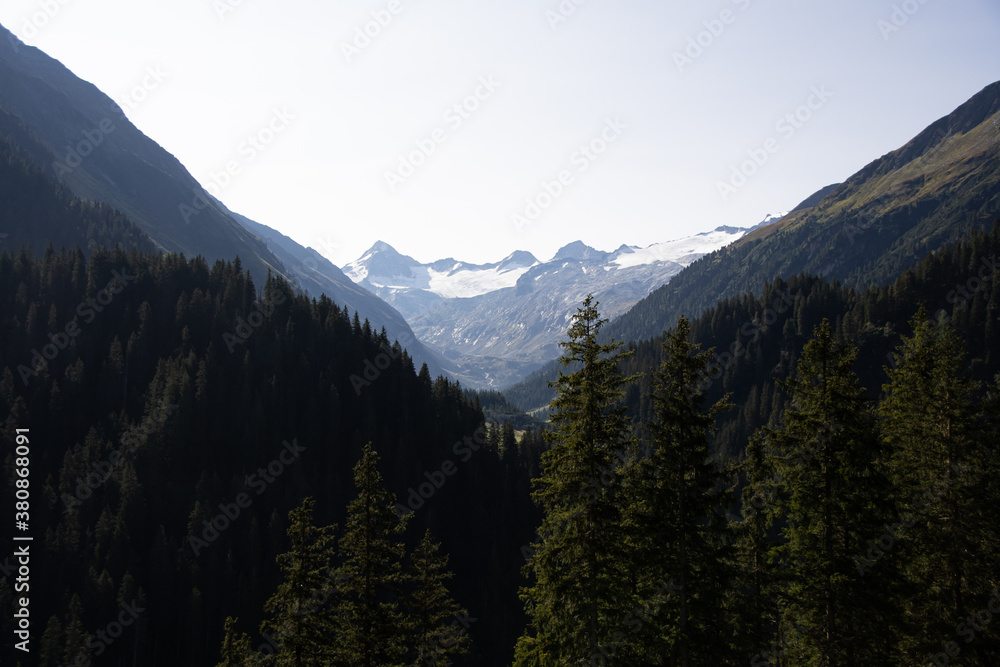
[[505, 80, 1000, 412], [605, 80, 1000, 347], [0, 21, 461, 382]]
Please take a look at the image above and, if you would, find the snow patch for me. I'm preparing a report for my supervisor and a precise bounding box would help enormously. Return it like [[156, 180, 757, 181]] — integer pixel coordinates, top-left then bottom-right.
[[426, 265, 533, 299], [612, 229, 746, 269]]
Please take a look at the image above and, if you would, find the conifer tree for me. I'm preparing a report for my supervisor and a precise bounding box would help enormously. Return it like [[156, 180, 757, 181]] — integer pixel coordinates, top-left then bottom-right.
[[260, 497, 338, 666], [407, 530, 471, 666], [514, 295, 636, 665], [39, 615, 63, 667], [337, 442, 410, 666], [217, 617, 259, 667], [879, 312, 1000, 661], [761, 319, 893, 665], [626, 316, 733, 665], [728, 432, 782, 664]]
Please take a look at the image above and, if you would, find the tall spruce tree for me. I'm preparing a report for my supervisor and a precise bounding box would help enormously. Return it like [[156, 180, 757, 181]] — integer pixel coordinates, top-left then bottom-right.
[[406, 530, 471, 666], [260, 497, 338, 666], [337, 443, 410, 666], [514, 295, 637, 665], [761, 319, 893, 665], [626, 316, 733, 665], [728, 432, 782, 664], [878, 312, 1000, 662]]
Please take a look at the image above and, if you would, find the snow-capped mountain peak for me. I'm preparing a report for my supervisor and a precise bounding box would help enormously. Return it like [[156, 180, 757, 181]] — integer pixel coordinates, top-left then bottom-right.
[[611, 227, 749, 269], [341, 222, 768, 368]]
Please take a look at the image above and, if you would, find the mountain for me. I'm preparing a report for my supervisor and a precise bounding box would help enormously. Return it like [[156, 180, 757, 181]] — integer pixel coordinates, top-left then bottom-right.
[[343, 226, 755, 374], [0, 22, 444, 375], [505, 81, 1000, 412], [604, 80, 1000, 347], [344, 242, 540, 319]]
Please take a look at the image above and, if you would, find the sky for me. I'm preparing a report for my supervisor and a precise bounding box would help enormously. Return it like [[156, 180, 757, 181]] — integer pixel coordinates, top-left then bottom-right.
[[1, 0, 998, 267]]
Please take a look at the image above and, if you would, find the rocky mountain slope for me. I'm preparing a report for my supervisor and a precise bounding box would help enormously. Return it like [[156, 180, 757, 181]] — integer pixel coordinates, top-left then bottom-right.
[[344, 225, 770, 372]]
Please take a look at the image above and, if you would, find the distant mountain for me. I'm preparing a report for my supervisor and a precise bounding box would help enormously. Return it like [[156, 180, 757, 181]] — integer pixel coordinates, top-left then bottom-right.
[[344, 242, 541, 319], [344, 226, 758, 376], [0, 22, 448, 377]]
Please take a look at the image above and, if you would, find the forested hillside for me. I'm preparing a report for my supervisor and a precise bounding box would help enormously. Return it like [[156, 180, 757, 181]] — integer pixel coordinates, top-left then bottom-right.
[[513, 280, 999, 664], [0, 246, 543, 665]]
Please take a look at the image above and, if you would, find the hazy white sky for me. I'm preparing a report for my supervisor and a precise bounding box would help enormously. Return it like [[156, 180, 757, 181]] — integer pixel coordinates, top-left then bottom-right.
[[2, 0, 998, 265]]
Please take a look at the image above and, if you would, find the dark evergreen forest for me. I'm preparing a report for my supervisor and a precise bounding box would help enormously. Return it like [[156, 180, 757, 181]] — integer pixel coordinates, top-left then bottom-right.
[[1, 134, 999, 664]]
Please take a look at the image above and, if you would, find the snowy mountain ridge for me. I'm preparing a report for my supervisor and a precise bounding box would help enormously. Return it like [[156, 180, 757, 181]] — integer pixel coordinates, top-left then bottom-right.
[[339, 219, 782, 385], [344, 223, 774, 310]]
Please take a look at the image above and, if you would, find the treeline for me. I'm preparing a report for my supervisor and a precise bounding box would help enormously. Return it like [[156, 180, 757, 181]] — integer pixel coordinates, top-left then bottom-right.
[[515, 297, 1000, 664], [0, 246, 541, 665]]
